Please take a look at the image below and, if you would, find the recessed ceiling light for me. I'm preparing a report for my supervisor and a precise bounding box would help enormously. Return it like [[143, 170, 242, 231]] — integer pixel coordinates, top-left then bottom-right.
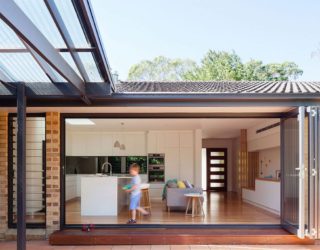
[[66, 119, 95, 125]]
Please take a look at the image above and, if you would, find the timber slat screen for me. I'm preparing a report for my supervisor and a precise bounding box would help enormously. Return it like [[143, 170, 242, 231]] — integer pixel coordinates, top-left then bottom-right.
[[8, 116, 46, 227]]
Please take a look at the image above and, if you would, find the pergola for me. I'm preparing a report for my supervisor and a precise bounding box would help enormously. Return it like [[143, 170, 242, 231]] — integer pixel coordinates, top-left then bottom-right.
[[0, 1, 113, 249]]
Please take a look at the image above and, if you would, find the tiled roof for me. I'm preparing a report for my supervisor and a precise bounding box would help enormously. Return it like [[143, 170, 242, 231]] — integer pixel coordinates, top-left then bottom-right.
[[116, 81, 320, 95]]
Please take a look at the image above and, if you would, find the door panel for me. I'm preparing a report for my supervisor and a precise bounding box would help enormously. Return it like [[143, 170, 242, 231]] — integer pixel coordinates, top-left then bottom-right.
[[207, 148, 227, 192], [281, 107, 307, 238], [307, 107, 320, 239]]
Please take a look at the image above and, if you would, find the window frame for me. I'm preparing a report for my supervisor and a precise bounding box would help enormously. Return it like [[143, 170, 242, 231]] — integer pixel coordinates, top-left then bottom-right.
[[7, 113, 46, 229]]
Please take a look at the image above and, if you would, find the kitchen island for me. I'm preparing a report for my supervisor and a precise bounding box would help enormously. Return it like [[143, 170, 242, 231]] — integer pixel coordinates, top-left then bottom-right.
[[81, 176, 131, 216], [242, 178, 280, 215]]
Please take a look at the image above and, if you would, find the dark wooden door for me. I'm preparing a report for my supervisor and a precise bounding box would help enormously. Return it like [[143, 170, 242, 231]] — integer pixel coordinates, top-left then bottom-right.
[[207, 148, 227, 192]]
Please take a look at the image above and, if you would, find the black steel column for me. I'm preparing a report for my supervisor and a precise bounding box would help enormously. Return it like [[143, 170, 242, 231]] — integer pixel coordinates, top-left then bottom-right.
[[16, 83, 26, 250]]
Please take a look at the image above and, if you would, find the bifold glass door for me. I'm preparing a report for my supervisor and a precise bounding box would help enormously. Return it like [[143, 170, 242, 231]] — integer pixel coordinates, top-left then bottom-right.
[[307, 107, 320, 239], [281, 107, 307, 238]]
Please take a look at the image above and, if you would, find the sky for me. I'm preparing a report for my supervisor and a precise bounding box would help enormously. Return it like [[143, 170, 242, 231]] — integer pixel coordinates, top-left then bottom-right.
[[91, 0, 320, 81]]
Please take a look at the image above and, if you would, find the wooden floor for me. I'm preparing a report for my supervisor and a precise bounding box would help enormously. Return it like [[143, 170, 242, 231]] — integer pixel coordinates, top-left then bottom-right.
[[65, 192, 280, 225], [49, 228, 315, 245]]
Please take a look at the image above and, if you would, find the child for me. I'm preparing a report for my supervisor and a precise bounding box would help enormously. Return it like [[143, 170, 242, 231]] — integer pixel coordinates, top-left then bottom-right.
[[125, 163, 149, 224]]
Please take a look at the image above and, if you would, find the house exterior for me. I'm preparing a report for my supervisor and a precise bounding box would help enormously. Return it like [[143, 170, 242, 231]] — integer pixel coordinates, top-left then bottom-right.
[[0, 0, 320, 248]]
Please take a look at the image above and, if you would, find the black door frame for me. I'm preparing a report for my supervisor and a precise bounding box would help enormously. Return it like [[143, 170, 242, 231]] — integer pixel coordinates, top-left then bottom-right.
[[206, 148, 227, 192], [59, 111, 296, 230]]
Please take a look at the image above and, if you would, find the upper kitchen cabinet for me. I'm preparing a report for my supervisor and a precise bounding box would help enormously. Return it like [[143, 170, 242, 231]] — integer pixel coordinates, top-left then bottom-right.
[[100, 134, 113, 155], [165, 132, 180, 148], [180, 132, 193, 147], [67, 132, 146, 156], [113, 132, 146, 156], [147, 131, 166, 154], [68, 133, 102, 156]]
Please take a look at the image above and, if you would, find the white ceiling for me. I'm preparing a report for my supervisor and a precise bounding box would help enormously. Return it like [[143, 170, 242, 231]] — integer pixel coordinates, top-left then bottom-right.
[[66, 118, 279, 139]]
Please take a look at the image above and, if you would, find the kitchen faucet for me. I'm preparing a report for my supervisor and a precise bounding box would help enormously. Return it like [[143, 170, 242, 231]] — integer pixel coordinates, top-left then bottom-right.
[[101, 162, 113, 175]]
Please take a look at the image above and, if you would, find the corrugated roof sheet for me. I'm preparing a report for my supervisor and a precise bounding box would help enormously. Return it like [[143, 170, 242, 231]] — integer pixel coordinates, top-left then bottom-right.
[[116, 81, 320, 94]]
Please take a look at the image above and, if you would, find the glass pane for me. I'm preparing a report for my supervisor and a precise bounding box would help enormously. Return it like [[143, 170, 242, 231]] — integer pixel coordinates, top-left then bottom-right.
[[14, 0, 66, 48], [282, 117, 299, 227], [78, 52, 103, 82], [0, 53, 51, 82], [210, 159, 224, 164], [210, 175, 224, 180], [210, 183, 225, 188], [210, 152, 224, 157], [54, 0, 91, 48], [0, 19, 25, 49], [211, 167, 224, 172]]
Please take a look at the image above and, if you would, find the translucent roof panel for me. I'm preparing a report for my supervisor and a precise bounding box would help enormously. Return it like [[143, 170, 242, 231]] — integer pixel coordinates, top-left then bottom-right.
[[0, 53, 51, 82], [54, 0, 91, 48], [14, 0, 66, 48], [60, 52, 83, 80], [78, 53, 103, 82], [0, 19, 25, 49]]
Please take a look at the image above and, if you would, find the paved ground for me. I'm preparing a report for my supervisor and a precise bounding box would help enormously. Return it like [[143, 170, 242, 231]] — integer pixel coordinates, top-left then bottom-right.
[[0, 241, 319, 250]]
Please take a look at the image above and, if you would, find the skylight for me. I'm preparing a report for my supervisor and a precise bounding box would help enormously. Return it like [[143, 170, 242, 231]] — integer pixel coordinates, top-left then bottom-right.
[[66, 119, 95, 125]]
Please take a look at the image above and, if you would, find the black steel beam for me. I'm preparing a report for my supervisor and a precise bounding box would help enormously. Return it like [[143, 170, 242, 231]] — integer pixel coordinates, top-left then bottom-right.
[[16, 83, 26, 250], [22, 42, 61, 83], [0, 0, 90, 104], [74, 0, 114, 90], [0, 48, 95, 53], [44, 0, 90, 82]]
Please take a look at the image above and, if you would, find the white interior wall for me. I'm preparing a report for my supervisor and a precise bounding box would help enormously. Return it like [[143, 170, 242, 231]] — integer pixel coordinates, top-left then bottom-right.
[[247, 119, 280, 152], [258, 147, 280, 178]]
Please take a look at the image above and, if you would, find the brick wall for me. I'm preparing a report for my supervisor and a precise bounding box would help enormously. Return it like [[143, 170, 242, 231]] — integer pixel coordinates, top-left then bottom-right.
[[0, 113, 8, 239], [45, 112, 60, 235]]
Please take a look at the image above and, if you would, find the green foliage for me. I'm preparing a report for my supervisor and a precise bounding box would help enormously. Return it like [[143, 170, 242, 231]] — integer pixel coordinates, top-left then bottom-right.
[[127, 56, 196, 81], [127, 51, 303, 81]]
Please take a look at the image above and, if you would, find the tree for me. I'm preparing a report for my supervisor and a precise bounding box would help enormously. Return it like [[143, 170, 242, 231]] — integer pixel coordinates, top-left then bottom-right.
[[127, 50, 303, 81], [183, 50, 303, 81], [183, 51, 245, 81], [127, 56, 196, 81]]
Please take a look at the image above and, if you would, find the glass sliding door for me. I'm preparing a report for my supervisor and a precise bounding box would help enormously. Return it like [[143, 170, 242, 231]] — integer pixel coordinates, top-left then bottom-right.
[[281, 107, 307, 238]]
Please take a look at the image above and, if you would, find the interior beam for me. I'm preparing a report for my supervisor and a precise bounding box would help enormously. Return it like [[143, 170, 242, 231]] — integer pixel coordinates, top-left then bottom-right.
[[0, 0, 90, 104]]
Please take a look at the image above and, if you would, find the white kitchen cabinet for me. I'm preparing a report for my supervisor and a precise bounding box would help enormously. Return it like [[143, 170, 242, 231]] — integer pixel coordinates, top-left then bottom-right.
[[101, 134, 113, 155], [147, 132, 165, 154], [70, 133, 87, 156], [124, 133, 146, 156], [165, 132, 179, 148], [157, 133, 166, 153], [180, 132, 193, 147], [179, 147, 194, 181], [68, 132, 147, 156], [147, 132, 157, 153], [85, 133, 103, 156], [65, 174, 77, 201], [66, 133, 72, 155], [165, 147, 180, 180]]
